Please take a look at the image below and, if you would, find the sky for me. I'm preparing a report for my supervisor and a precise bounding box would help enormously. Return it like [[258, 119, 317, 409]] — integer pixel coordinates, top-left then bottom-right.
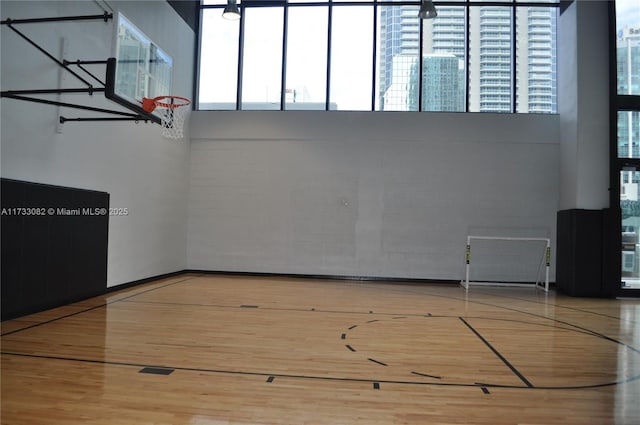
[[616, 0, 640, 31]]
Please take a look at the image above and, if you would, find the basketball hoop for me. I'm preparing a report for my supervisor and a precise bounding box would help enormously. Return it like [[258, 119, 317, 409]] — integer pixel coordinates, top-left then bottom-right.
[[142, 95, 191, 139]]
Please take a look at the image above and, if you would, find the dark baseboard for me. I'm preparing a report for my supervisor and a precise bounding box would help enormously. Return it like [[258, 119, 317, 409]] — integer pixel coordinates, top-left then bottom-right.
[[184, 269, 461, 286], [105, 270, 189, 293]]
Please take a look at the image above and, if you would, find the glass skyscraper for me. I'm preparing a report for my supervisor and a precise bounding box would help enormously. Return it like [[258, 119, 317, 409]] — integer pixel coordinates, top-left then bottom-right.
[[617, 25, 640, 194], [378, 6, 557, 113]]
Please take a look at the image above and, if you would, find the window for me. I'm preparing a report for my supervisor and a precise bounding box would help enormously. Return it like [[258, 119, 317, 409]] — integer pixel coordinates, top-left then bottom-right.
[[285, 7, 328, 110], [241, 7, 284, 110], [330, 6, 374, 110], [197, 0, 558, 113], [198, 8, 239, 110], [613, 0, 640, 294]]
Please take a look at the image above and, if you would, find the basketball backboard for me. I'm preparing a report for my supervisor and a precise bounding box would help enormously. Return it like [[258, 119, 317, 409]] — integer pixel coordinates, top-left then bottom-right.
[[105, 11, 173, 123]]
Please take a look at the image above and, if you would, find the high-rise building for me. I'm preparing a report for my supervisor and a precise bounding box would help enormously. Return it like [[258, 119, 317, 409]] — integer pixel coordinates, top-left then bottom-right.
[[617, 25, 640, 196], [517, 7, 557, 113], [378, 5, 557, 113], [378, 6, 420, 110], [617, 26, 640, 96], [404, 54, 464, 112], [383, 55, 417, 111]]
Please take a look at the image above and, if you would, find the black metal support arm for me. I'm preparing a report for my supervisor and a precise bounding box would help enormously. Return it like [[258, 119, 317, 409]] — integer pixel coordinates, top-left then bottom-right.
[[0, 12, 112, 25], [1, 13, 113, 90], [0, 13, 161, 124], [59, 116, 151, 123], [1, 93, 146, 119], [65, 61, 107, 87], [1, 88, 105, 96], [4, 22, 96, 88]]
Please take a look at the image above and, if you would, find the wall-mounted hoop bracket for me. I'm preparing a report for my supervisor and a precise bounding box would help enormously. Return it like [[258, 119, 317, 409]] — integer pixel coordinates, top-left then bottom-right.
[[0, 12, 160, 124]]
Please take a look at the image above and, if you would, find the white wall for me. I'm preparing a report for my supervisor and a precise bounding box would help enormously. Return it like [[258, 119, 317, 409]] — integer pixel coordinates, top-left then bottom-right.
[[188, 111, 560, 281], [1, 0, 194, 287]]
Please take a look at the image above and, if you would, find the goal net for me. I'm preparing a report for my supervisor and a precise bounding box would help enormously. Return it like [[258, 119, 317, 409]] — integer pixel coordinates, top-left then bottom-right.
[[461, 236, 550, 292]]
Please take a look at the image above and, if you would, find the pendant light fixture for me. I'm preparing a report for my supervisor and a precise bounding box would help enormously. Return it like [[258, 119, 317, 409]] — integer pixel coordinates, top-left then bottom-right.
[[223, 0, 240, 20], [418, 0, 438, 19]]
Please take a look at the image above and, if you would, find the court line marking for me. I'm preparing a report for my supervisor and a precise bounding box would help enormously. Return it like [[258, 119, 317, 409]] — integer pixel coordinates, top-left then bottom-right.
[[345, 281, 632, 323], [4, 276, 640, 388], [341, 315, 608, 387], [411, 371, 441, 379], [469, 291, 637, 323], [96, 276, 639, 349], [368, 358, 388, 367], [369, 285, 640, 352], [7, 288, 638, 385], [3, 350, 639, 391], [116, 280, 637, 339], [8, 294, 635, 377], [459, 317, 534, 388], [10, 272, 629, 335], [115, 299, 627, 339], [139, 367, 174, 375]]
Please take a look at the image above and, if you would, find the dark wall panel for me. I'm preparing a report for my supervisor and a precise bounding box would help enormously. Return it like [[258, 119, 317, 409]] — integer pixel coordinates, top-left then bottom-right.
[[1, 179, 109, 320], [168, 0, 199, 32], [556, 209, 605, 297]]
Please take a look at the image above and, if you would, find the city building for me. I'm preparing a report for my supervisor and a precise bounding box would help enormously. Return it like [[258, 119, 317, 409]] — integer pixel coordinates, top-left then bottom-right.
[[379, 6, 556, 113]]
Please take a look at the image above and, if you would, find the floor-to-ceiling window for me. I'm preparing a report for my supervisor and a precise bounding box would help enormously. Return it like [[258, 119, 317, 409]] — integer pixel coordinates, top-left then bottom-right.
[[613, 0, 640, 295]]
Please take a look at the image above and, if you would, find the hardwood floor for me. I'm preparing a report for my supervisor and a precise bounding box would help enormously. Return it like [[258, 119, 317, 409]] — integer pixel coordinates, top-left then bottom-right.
[[2, 273, 640, 424]]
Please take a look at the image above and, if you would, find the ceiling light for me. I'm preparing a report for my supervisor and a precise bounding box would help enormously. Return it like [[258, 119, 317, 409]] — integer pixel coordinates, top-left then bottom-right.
[[223, 0, 240, 20], [418, 0, 438, 20]]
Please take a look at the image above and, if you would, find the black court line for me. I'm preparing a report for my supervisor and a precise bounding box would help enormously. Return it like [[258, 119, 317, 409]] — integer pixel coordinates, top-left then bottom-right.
[[463, 316, 604, 340], [345, 345, 356, 352], [119, 295, 621, 344], [476, 291, 637, 324], [5, 350, 639, 390], [411, 371, 441, 379], [459, 317, 534, 388], [5, 277, 640, 391], [340, 314, 640, 386], [139, 367, 174, 375], [368, 358, 388, 366], [122, 299, 452, 321], [381, 285, 640, 354], [1, 276, 198, 337], [380, 282, 639, 333]]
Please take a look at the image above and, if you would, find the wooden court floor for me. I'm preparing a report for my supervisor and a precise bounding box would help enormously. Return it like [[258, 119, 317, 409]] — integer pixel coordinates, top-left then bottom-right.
[[2, 273, 640, 424]]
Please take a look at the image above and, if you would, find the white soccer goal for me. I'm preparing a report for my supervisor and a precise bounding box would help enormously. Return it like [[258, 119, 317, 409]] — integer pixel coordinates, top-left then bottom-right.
[[461, 236, 551, 292]]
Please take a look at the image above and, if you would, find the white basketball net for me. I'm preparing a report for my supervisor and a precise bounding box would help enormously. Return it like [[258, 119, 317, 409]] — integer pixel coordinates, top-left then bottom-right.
[[159, 105, 188, 139]]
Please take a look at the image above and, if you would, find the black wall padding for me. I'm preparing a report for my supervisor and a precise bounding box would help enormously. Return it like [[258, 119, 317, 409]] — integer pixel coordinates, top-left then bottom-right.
[[1, 178, 109, 320], [556, 209, 605, 297]]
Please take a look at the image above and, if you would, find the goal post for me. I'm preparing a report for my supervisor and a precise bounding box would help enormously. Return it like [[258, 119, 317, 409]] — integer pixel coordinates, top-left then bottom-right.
[[462, 236, 551, 292]]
